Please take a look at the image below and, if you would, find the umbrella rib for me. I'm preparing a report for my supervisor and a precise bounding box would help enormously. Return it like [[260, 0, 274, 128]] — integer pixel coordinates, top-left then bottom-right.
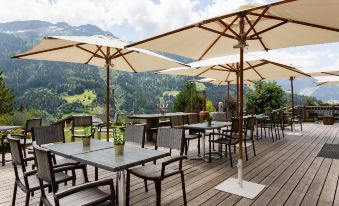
[[219, 64, 236, 72], [85, 46, 102, 64], [249, 20, 288, 38], [244, 15, 268, 51], [244, 6, 269, 37], [197, 66, 213, 77], [97, 46, 108, 59], [110, 50, 134, 59], [198, 17, 239, 61], [225, 71, 231, 82], [76, 45, 105, 60], [198, 25, 237, 40], [243, 61, 268, 71], [117, 51, 137, 73], [12, 43, 86, 58], [321, 72, 339, 77], [249, 13, 339, 33], [218, 17, 240, 39], [247, 62, 264, 80], [265, 60, 311, 77]]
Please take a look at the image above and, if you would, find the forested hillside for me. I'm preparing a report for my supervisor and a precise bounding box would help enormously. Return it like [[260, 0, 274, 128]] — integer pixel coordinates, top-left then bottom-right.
[[0, 20, 233, 122], [0, 20, 324, 123]]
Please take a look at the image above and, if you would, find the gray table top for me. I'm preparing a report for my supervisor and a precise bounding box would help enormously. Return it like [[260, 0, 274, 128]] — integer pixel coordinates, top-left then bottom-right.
[[183, 121, 231, 130], [128, 112, 196, 119], [44, 139, 113, 157], [71, 145, 169, 172], [0, 126, 21, 132]]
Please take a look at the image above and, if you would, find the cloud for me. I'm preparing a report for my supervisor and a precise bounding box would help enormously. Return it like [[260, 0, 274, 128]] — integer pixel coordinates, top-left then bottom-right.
[[0, 0, 266, 40]]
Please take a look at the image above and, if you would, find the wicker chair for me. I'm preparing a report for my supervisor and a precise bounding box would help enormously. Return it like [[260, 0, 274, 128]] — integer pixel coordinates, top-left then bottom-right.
[[97, 113, 118, 140], [32, 125, 87, 183], [126, 127, 187, 206], [19, 118, 42, 157], [8, 137, 76, 206], [243, 117, 256, 161], [170, 115, 200, 155], [209, 118, 239, 167], [292, 108, 303, 131], [71, 116, 94, 142], [33, 142, 115, 206], [125, 124, 146, 148]]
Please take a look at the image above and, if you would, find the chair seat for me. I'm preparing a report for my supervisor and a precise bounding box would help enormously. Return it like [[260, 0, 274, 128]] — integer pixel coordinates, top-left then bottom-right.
[[211, 138, 239, 145], [19, 172, 72, 191], [129, 164, 178, 180], [20, 138, 32, 145], [185, 134, 200, 140], [56, 158, 80, 167], [46, 188, 111, 206]]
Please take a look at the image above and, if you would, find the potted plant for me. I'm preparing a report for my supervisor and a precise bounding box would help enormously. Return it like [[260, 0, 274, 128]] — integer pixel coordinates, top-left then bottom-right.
[[82, 127, 92, 146], [205, 115, 213, 126], [114, 126, 125, 155]]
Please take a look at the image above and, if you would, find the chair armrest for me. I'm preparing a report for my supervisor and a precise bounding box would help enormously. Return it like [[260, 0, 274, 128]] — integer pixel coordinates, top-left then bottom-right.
[[55, 178, 114, 199], [24, 170, 37, 177], [161, 156, 187, 178], [53, 163, 86, 173]]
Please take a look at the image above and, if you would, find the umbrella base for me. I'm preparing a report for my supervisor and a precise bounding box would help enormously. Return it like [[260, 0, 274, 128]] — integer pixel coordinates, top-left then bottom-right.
[[215, 178, 265, 199], [285, 131, 303, 136]]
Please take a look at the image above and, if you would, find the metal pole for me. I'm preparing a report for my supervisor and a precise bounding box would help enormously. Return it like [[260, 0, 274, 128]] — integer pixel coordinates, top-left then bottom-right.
[[106, 48, 111, 142], [227, 81, 230, 110], [190, 80, 193, 112], [236, 72, 239, 117]]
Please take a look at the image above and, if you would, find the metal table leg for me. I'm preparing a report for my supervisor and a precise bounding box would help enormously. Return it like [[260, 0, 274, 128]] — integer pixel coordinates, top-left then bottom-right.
[[116, 170, 126, 206]]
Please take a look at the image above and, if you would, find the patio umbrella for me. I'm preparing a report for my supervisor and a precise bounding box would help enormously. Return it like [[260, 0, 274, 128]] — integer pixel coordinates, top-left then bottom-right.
[[12, 35, 186, 141], [127, 0, 339, 196], [198, 77, 254, 110], [314, 76, 339, 86]]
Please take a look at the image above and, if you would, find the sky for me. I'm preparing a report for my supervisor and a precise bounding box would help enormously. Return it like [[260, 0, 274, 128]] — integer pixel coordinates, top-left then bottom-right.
[[1, 0, 339, 81]]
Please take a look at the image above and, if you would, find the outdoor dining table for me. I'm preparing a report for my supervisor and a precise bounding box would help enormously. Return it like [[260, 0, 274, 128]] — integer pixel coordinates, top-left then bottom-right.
[[183, 121, 231, 162], [128, 112, 196, 141], [0, 126, 21, 166], [44, 140, 169, 206]]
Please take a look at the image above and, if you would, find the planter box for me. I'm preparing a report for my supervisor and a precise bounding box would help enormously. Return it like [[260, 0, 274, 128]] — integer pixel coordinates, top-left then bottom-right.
[[323, 116, 334, 125]]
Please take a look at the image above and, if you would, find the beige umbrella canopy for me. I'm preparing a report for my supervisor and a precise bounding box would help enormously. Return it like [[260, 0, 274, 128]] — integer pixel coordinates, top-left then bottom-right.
[[128, 0, 339, 60], [129, 0, 339, 191], [13, 35, 186, 141], [157, 54, 309, 82], [314, 76, 339, 86]]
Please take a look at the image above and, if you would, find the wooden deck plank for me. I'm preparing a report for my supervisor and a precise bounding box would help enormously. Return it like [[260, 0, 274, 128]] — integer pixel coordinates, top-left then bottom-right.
[[1, 123, 339, 206]]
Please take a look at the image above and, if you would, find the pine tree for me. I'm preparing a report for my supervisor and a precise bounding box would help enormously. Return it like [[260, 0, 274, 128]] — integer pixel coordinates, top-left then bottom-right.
[[0, 71, 14, 114]]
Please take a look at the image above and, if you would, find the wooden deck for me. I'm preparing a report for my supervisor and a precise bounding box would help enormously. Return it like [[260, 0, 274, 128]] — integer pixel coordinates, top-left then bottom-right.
[[1, 123, 339, 205]]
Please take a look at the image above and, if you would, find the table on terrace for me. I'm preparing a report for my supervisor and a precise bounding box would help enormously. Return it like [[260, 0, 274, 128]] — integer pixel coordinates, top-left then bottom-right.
[[0, 126, 21, 166], [44, 140, 169, 206], [128, 112, 197, 141], [183, 121, 231, 162]]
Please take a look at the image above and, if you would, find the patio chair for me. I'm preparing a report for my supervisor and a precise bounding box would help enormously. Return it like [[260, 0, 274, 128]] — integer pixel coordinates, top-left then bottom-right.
[[170, 115, 200, 155], [18, 118, 42, 157], [187, 113, 201, 155], [33, 142, 115, 206], [71, 116, 94, 142], [209, 118, 239, 167], [125, 124, 146, 148], [126, 127, 187, 206], [1, 134, 10, 166], [258, 111, 277, 142], [97, 113, 118, 140], [243, 117, 256, 161], [8, 137, 77, 206], [292, 108, 303, 131], [32, 125, 87, 184], [278, 110, 285, 138]]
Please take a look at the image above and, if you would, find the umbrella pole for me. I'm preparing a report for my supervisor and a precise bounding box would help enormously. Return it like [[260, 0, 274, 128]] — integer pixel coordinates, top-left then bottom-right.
[[237, 15, 245, 188], [290, 76, 295, 131], [106, 53, 111, 142], [227, 82, 230, 110], [236, 73, 239, 117]]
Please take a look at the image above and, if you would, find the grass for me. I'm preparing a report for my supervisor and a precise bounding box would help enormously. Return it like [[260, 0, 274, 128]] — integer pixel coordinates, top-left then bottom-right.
[[63, 89, 96, 106]]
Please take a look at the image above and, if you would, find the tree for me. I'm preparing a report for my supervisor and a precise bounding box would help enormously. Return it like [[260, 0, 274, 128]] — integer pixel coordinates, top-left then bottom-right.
[[0, 71, 14, 114], [174, 81, 202, 112], [246, 81, 286, 114]]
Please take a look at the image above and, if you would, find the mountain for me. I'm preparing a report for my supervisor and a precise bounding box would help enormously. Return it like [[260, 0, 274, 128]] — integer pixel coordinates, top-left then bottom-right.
[[0, 20, 336, 123]]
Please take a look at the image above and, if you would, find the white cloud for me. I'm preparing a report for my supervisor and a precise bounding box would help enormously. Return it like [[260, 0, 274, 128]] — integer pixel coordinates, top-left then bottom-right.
[[0, 0, 264, 40]]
